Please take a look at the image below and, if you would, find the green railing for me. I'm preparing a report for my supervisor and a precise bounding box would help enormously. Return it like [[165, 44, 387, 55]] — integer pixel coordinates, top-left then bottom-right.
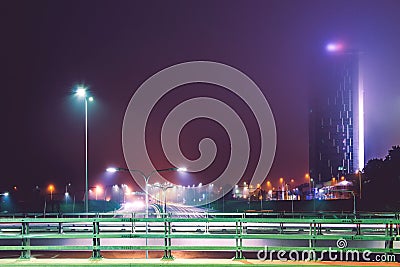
[[0, 212, 399, 261]]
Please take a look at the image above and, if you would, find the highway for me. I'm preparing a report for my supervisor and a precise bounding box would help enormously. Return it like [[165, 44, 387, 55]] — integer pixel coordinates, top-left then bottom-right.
[[118, 202, 210, 218]]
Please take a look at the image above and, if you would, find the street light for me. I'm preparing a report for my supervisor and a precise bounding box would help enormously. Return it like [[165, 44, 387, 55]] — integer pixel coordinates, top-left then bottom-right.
[[279, 178, 284, 200], [47, 184, 55, 201], [152, 182, 174, 216], [76, 86, 94, 213], [356, 170, 362, 199], [305, 173, 311, 198], [65, 183, 71, 203], [95, 185, 103, 201], [106, 166, 186, 259]]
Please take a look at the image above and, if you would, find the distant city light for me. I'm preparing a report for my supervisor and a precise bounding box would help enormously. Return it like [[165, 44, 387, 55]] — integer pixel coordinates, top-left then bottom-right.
[[338, 180, 352, 186], [124, 185, 132, 195], [96, 185, 103, 194], [326, 43, 343, 52]]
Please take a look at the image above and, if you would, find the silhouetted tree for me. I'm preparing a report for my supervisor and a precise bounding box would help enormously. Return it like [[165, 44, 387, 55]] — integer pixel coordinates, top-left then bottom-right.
[[363, 146, 400, 210]]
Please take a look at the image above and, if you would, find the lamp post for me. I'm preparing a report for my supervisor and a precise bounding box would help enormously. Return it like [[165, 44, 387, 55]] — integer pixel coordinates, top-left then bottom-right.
[[95, 185, 103, 201], [279, 177, 284, 200], [65, 183, 71, 195], [152, 182, 174, 216], [76, 86, 94, 213], [356, 170, 362, 199], [48, 184, 55, 201], [305, 173, 311, 198], [65, 183, 71, 204], [106, 166, 186, 258]]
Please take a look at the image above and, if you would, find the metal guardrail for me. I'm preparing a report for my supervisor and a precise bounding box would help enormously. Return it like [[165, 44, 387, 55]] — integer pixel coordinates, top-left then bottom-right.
[[1, 211, 399, 219], [0, 212, 399, 260]]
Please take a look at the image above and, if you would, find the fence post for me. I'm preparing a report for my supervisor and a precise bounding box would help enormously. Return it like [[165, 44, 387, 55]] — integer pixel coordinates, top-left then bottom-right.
[[385, 223, 394, 249], [58, 222, 63, 234], [162, 215, 174, 260], [308, 221, 316, 260], [20, 220, 31, 259], [234, 219, 245, 260], [91, 219, 102, 259]]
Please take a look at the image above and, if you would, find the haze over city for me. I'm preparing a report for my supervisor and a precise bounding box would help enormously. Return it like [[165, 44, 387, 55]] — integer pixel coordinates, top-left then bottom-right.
[[2, 0, 400, 194], [2, 2, 400, 266]]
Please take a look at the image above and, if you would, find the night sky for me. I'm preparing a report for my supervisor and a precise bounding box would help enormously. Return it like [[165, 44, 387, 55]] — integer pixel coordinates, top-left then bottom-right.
[[2, 1, 400, 196]]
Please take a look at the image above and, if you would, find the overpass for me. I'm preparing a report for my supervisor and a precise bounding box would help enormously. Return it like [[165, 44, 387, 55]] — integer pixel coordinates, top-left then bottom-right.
[[0, 212, 399, 266]]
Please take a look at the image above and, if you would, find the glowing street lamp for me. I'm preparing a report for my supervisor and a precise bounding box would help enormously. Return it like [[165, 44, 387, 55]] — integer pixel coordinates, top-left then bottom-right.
[[106, 167, 118, 173], [75, 85, 94, 213], [95, 185, 103, 201], [65, 182, 71, 200], [305, 173, 312, 197], [177, 167, 187, 172], [278, 178, 285, 199], [48, 184, 55, 200]]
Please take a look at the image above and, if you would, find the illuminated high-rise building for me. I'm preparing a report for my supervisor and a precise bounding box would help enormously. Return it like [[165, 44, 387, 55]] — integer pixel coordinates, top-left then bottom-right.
[[309, 43, 364, 182]]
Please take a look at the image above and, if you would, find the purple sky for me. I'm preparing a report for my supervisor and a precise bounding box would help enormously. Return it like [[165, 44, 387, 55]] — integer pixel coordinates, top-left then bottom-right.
[[2, 1, 400, 194]]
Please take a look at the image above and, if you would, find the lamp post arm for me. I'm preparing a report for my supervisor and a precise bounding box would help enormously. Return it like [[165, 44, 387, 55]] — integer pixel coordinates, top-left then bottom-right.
[[148, 167, 178, 178], [117, 168, 147, 180]]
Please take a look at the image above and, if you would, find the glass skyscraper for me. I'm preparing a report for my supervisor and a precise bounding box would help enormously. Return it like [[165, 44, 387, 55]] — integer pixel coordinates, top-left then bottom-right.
[[309, 44, 364, 183]]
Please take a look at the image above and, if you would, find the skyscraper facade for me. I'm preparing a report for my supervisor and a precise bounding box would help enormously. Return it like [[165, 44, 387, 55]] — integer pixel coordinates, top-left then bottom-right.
[[309, 44, 364, 183]]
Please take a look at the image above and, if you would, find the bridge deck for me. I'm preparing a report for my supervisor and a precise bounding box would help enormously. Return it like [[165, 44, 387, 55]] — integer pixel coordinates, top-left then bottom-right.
[[0, 258, 399, 267]]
